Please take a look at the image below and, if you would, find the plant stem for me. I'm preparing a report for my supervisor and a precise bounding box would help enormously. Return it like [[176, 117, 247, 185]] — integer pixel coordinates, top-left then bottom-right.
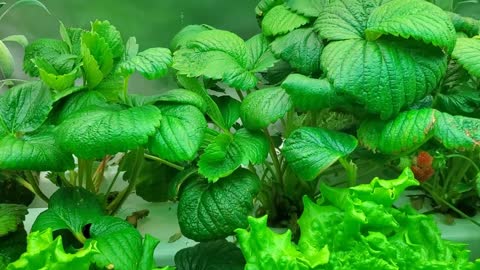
[[248, 163, 258, 176], [260, 164, 271, 182], [69, 170, 77, 186], [423, 183, 480, 227], [0, 78, 28, 83], [104, 168, 122, 201], [84, 160, 95, 193], [445, 153, 480, 172], [73, 232, 87, 244], [443, 155, 473, 197], [123, 77, 130, 102], [58, 173, 73, 188], [78, 159, 84, 188], [310, 111, 318, 126], [25, 171, 49, 203], [235, 89, 245, 101], [93, 156, 110, 192], [339, 157, 357, 187], [144, 154, 184, 170], [78, 159, 95, 192], [107, 148, 144, 215], [15, 177, 35, 194], [264, 128, 282, 185]]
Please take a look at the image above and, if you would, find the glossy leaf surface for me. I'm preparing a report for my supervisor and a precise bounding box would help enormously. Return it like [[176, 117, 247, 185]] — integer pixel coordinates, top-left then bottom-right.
[[178, 169, 260, 241], [283, 127, 358, 181]]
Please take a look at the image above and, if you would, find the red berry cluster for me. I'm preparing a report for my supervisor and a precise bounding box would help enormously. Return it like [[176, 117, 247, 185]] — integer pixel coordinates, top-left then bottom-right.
[[411, 151, 435, 182]]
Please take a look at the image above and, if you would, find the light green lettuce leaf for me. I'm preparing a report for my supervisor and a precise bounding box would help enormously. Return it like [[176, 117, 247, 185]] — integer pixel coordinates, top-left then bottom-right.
[[6, 229, 97, 270], [237, 168, 478, 269]]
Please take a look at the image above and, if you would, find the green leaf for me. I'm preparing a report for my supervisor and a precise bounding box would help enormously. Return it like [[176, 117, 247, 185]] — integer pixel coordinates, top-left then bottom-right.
[[174, 240, 245, 270], [316, 0, 389, 41], [170, 24, 214, 50], [321, 39, 447, 119], [0, 228, 26, 269], [358, 108, 436, 155], [138, 235, 160, 270], [149, 104, 206, 162], [198, 129, 268, 182], [57, 105, 162, 159], [59, 22, 72, 49], [88, 216, 143, 270], [0, 40, 14, 78], [359, 108, 480, 154], [271, 28, 323, 75], [452, 37, 480, 78], [285, 0, 326, 17], [214, 96, 241, 129], [296, 198, 334, 268], [135, 161, 179, 202], [201, 128, 221, 150], [61, 26, 85, 56], [52, 86, 85, 103], [366, 0, 456, 53], [0, 204, 27, 237], [283, 127, 358, 181], [23, 39, 70, 77], [349, 168, 419, 207], [91, 20, 124, 59], [281, 74, 342, 111], [81, 32, 114, 89], [177, 75, 227, 130], [33, 58, 79, 92], [124, 36, 139, 60], [54, 90, 107, 124], [245, 34, 279, 73], [435, 90, 480, 115], [236, 216, 312, 270], [31, 187, 104, 235], [118, 47, 172, 79], [256, 0, 284, 16], [0, 82, 51, 133], [178, 169, 260, 241], [93, 73, 124, 102], [433, 110, 480, 151], [448, 12, 480, 37], [31, 188, 146, 270], [6, 229, 96, 270], [0, 172, 34, 205], [262, 5, 309, 37], [2, 35, 28, 47], [240, 87, 292, 130], [173, 30, 270, 90], [154, 89, 207, 113]]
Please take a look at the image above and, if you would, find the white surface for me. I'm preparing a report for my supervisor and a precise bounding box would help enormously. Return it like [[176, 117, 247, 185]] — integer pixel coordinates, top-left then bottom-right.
[[435, 214, 480, 260], [116, 195, 197, 266]]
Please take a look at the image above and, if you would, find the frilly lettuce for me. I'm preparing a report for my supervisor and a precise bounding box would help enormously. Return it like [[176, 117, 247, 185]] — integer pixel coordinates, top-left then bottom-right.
[[236, 168, 479, 270], [6, 228, 97, 270]]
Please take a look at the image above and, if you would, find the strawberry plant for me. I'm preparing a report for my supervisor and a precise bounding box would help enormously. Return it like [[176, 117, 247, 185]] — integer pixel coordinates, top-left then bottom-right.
[[168, 0, 480, 236]]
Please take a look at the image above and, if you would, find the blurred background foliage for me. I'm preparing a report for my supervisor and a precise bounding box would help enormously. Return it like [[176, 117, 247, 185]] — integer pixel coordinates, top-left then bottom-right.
[[1, 0, 480, 94], [0, 0, 260, 94]]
